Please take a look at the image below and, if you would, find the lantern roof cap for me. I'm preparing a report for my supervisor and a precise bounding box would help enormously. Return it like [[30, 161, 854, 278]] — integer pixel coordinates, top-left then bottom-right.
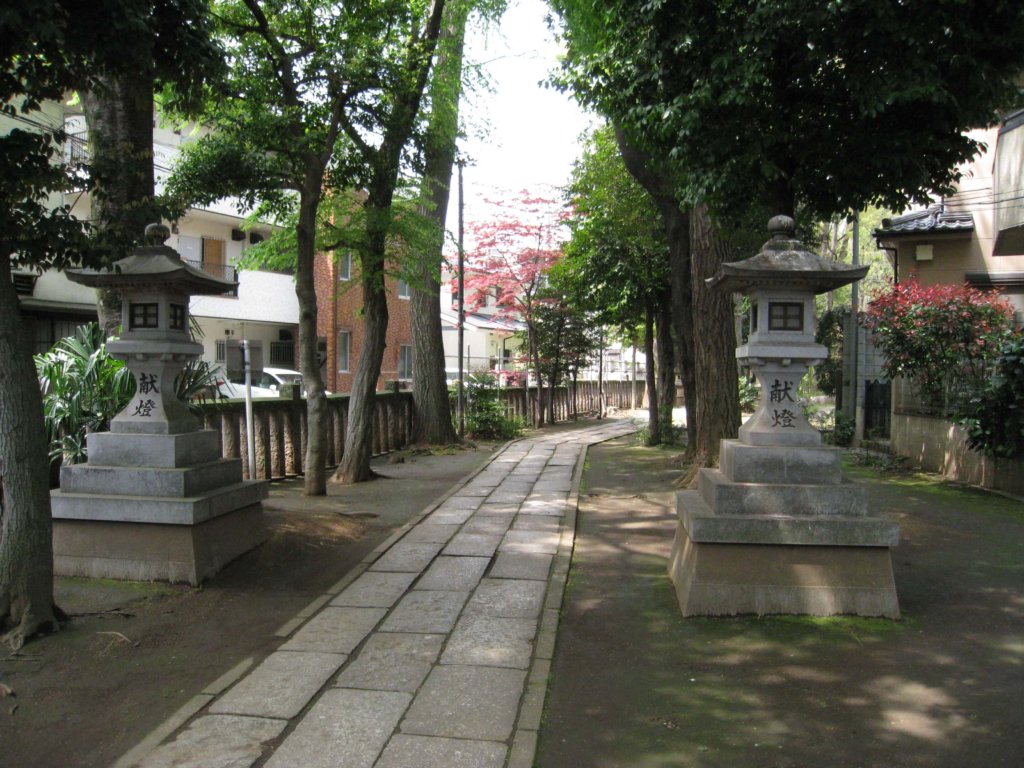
[[67, 223, 238, 295], [710, 215, 868, 295]]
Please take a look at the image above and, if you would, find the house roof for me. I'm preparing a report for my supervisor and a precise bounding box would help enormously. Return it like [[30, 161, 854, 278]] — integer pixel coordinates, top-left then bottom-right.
[[874, 206, 974, 238], [440, 310, 527, 333]]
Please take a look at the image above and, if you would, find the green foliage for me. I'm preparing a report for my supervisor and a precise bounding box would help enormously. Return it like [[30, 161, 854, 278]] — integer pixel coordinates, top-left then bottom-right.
[[862, 280, 1015, 410], [959, 333, 1024, 459], [829, 413, 856, 447], [35, 324, 135, 466], [551, 0, 1024, 221], [557, 123, 670, 329], [457, 373, 523, 440], [737, 374, 759, 413], [815, 307, 849, 398], [35, 323, 227, 465]]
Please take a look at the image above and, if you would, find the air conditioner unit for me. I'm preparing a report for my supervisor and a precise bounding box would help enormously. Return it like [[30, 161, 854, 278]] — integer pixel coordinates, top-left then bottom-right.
[[231, 228, 246, 241], [915, 244, 934, 261]]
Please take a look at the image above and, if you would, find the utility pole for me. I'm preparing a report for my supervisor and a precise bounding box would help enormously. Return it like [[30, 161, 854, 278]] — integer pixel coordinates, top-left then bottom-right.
[[457, 156, 466, 438], [850, 211, 861, 443]]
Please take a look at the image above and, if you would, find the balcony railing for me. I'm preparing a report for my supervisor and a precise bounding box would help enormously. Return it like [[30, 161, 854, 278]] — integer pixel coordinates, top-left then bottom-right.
[[186, 259, 238, 296]]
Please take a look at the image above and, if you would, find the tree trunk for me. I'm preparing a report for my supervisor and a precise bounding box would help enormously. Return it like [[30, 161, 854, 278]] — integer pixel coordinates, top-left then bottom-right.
[[295, 172, 329, 495], [689, 204, 740, 465], [335, 250, 389, 482], [410, 0, 468, 445], [613, 125, 697, 452], [643, 303, 660, 445], [0, 256, 59, 649], [656, 294, 675, 415], [81, 74, 160, 339]]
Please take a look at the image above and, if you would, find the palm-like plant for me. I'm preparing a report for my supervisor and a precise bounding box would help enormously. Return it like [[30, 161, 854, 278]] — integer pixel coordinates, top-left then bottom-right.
[[35, 323, 135, 465], [35, 321, 226, 466]]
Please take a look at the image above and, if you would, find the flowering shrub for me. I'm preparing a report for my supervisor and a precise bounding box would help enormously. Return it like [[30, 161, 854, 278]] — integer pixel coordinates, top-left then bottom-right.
[[862, 280, 1015, 408]]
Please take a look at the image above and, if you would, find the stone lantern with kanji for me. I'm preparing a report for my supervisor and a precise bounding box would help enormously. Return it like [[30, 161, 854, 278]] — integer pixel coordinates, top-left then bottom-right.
[[67, 223, 235, 435], [668, 215, 899, 619], [711, 215, 868, 447], [54, 224, 266, 585]]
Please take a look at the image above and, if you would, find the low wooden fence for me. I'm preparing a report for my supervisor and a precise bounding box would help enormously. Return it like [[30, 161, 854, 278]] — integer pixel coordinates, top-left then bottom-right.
[[194, 379, 643, 481]]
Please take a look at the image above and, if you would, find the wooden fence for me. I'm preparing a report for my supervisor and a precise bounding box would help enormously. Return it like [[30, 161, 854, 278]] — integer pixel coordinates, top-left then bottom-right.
[[194, 379, 644, 481]]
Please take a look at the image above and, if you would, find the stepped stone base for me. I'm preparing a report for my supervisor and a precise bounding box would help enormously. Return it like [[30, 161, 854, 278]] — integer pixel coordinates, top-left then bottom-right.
[[53, 427, 268, 585], [668, 524, 900, 619], [53, 503, 267, 585]]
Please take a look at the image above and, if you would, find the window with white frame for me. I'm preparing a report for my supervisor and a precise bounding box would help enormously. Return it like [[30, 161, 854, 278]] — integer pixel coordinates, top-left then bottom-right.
[[338, 330, 351, 372], [398, 344, 413, 379], [337, 251, 352, 281], [398, 278, 411, 299]]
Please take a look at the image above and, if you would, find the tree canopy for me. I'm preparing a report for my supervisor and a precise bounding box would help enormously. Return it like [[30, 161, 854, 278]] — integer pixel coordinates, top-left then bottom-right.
[[553, 0, 1024, 221]]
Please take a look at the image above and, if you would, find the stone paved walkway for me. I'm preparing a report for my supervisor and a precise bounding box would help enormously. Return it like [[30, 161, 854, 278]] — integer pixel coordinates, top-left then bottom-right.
[[115, 419, 637, 768]]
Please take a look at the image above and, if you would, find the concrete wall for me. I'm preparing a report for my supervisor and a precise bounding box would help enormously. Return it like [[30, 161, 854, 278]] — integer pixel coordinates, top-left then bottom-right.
[[891, 411, 1024, 497]]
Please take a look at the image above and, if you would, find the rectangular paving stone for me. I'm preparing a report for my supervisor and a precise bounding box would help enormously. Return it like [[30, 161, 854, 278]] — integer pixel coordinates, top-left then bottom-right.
[[400, 523, 460, 544], [442, 532, 502, 557], [512, 515, 560, 532], [381, 589, 469, 634], [476, 502, 520, 516], [400, 665, 526, 741], [435, 495, 482, 511], [517, 498, 568, 517], [137, 714, 286, 768], [281, 607, 386, 654], [369, 541, 445, 573], [210, 651, 345, 720], [489, 552, 553, 581], [442, 614, 537, 669], [500, 529, 561, 555], [331, 571, 417, 608], [462, 515, 514, 536], [375, 735, 506, 768], [486, 490, 529, 505], [265, 689, 411, 768], [417, 556, 489, 591], [464, 578, 546, 619], [426, 508, 475, 525], [336, 633, 443, 693]]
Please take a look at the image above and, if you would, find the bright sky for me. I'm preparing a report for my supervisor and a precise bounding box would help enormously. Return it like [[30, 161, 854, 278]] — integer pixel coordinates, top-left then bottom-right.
[[453, 0, 595, 228]]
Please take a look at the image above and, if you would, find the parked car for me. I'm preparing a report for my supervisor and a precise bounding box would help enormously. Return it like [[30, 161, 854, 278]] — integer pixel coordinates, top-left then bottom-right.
[[218, 367, 327, 398]]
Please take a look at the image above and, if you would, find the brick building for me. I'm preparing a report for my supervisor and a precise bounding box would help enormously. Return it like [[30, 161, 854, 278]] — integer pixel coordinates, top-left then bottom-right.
[[314, 250, 415, 394]]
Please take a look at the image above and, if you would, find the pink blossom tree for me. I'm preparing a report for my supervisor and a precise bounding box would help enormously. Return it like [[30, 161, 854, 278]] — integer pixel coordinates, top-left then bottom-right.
[[461, 191, 566, 426]]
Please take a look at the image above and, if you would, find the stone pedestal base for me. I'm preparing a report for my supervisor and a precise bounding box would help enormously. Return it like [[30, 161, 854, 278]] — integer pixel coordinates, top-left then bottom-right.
[[53, 503, 267, 585], [668, 525, 900, 618]]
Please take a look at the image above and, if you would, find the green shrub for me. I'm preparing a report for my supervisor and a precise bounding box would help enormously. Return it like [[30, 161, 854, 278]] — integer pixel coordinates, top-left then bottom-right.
[[738, 373, 759, 412], [958, 332, 1024, 459], [829, 412, 856, 446], [456, 373, 524, 440]]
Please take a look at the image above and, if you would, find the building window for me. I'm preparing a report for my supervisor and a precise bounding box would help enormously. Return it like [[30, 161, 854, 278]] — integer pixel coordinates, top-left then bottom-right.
[[768, 302, 804, 332], [170, 304, 186, 331], [398, 344, 413, 379], [398, 279, 411, 299], [129, 302, 159, 329], [337, 251, 352, 281], [215, 339, 226, 362], [338, 331, 351, 372]]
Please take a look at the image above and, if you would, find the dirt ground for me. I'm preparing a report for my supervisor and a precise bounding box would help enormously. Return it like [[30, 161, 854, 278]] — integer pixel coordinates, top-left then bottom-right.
[[537, 437, 1024, 768], [0, 442, 498, 768]]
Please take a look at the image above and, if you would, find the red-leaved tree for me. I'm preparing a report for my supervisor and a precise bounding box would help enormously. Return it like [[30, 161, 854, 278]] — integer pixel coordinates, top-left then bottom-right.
[[863, 279, 1015, 410], [462, 192, 566, 426]]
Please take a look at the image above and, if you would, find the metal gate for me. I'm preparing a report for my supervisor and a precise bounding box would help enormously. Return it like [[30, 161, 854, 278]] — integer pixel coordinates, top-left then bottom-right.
[[863, 379, 891, 438]]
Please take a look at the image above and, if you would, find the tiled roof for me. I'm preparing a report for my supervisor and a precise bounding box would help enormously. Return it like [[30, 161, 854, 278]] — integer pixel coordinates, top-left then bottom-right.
[[874, 206, 974, 237]]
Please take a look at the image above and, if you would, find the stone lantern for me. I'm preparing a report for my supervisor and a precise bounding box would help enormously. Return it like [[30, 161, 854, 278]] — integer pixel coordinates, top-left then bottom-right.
[[667, 216, 900, 618], [51, 224, 267, 584]]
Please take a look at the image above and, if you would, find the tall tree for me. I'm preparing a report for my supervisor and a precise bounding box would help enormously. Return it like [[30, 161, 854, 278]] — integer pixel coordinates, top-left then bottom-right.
[[168, 0, 447, 490], [79, 0, 222, 337], [409, 0, 472, 446], [558, 125, 673, 442], [1, 0, 215, 648], [462, 192, 564, 427]]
